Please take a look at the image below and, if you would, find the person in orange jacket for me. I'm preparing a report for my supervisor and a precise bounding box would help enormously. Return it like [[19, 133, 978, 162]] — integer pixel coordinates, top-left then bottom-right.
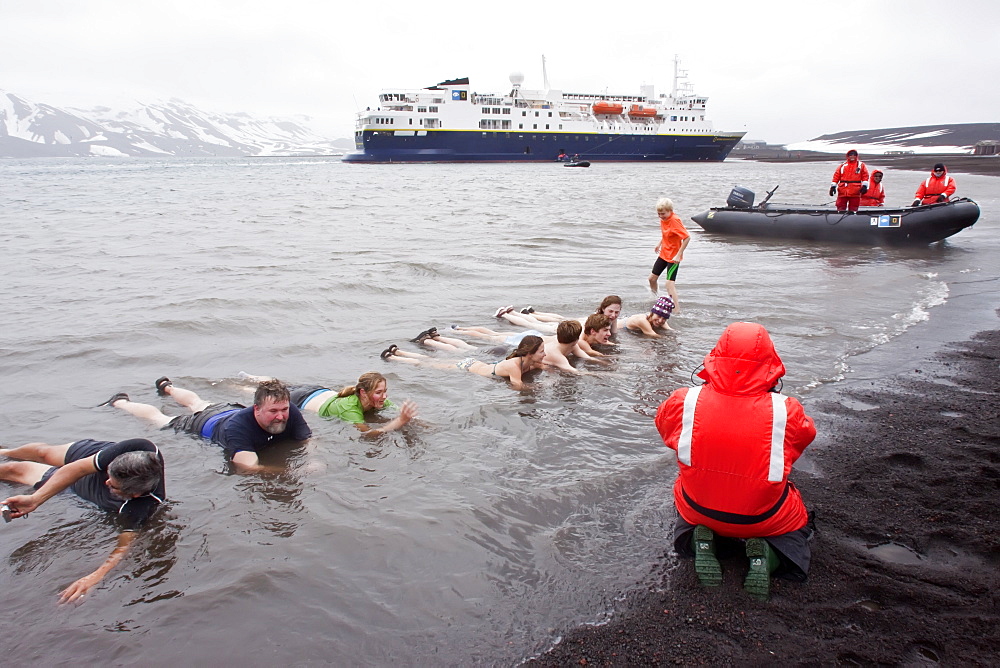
[[647, 197, 690, 311], [859, 170, 885, 207], [829, 149, 870, 212], [912, 163, 956, 206], [655, 322, 817, 601]]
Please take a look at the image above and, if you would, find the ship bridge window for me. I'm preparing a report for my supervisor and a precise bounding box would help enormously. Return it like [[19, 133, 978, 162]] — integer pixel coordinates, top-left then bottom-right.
[[418, 106, 427, 112], [483, 107, 491, 114], [429, 106, 439, 112], [479, 119, 511, 130], [502, 108, 511, 114]]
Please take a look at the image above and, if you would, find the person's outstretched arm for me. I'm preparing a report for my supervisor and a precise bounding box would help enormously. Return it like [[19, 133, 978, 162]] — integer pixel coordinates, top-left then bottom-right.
[[2, 457, 97, 517], [361, 401, 418, 438], [626, 316, 662, 338], [543, 352, 583, 374], [59, 531, 138, 604], [230, 450, 289, 475]]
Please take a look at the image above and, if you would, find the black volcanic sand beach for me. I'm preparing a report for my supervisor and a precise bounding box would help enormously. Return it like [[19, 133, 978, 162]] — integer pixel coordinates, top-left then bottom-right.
[[533, 320, 1000, 665]]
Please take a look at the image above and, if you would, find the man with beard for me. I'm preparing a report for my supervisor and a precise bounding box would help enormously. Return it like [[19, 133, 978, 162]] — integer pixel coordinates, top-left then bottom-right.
[[0, 437, 165, 603], [101, 378, 310, 474]]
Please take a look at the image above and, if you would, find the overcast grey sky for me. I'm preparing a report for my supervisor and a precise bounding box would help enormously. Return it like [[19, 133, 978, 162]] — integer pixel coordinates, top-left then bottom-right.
[[2, 0, 997, 143]]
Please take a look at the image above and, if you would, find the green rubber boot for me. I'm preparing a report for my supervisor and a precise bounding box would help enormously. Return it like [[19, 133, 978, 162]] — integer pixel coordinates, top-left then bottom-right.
[[692, 525, 723, 587], [744, 538, 780, 601]]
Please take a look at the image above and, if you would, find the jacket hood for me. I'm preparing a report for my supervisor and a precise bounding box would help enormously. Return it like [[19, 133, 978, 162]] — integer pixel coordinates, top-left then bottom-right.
[[872, 170, 883, 177], [696, 322, 786, 395], [845, 150, 859, 161], [931, 163, 948, 177]]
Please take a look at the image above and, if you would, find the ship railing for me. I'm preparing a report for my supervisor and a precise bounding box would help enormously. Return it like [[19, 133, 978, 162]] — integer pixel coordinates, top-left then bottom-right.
[[473, 96, 506, 106]]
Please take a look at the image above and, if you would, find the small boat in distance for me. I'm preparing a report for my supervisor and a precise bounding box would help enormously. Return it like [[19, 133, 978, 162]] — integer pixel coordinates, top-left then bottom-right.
[[691, 186, 979, 245], [344, 56, 745, 164]]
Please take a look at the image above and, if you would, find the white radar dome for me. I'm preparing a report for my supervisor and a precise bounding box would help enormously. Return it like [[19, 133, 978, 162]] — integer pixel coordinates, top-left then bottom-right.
[[509, 72, 524, 88]]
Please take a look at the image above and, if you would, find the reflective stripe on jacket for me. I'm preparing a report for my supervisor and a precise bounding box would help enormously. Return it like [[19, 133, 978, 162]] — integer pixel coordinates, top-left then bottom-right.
[[832, 159, 870, 198], [915, 171, 956, 204]]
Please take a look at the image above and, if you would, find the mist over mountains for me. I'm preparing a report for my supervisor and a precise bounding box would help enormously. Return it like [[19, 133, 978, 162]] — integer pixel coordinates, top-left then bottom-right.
[[0, 91, 352, 158]]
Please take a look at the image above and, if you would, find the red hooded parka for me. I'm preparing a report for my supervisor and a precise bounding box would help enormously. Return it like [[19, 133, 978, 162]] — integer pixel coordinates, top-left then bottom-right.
[[914, 166, 956, 204], [831, 151, 870, 198], [859, 170, 885, 206], [655, 322, 816, 538]]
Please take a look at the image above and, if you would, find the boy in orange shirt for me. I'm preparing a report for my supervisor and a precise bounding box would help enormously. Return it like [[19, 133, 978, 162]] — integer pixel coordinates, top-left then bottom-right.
[[647, 197, 690, 313]]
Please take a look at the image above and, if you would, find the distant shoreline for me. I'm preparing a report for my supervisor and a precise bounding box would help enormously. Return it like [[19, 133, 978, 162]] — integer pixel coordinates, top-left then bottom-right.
[[733, 152, 1000, 177]]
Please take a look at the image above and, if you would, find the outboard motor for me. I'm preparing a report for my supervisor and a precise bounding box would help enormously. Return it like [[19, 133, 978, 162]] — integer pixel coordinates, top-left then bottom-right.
[[727, 186, 755, 209]]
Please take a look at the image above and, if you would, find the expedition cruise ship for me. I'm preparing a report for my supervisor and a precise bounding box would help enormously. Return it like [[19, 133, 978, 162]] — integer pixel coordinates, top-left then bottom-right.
[[343, 58, 745, 163]]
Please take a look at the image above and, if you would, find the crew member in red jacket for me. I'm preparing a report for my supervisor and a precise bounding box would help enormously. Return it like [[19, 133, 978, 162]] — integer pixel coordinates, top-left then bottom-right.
[[655, 322, 816, 601], [912, 163, 956, 206], [829, 149, 870, 211], [859, 170, 885, 206]]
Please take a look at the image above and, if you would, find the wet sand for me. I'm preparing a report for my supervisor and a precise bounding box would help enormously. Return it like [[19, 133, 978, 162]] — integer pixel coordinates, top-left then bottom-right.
[[532, 313, 1000, 664]]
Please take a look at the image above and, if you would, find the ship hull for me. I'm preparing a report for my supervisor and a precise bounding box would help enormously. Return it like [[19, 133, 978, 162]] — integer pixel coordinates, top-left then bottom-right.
[[343, 129, 743, 163], [690, 198, 980, 245]]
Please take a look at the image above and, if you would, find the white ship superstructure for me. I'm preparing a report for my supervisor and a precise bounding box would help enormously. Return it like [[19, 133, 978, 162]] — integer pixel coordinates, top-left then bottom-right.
[[344, 57, 744, 163]]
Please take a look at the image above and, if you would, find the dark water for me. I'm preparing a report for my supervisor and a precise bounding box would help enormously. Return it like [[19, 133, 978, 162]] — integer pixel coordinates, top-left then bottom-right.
[[0, 158, 997, 664]]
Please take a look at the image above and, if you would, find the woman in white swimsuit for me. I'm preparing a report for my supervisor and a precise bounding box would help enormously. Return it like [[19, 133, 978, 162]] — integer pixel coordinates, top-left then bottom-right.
[[381, 336, 546, 391], [493, 295, 624, 336]]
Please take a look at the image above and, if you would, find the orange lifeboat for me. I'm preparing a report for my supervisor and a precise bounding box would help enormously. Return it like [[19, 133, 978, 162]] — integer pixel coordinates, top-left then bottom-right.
[[592, 101, 624, 115], [628, 105, 657, 118]]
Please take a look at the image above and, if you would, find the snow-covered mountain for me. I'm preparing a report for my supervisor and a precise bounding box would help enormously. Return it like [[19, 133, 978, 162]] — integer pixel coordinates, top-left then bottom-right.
[[787, 123, 1000, 155], [0, 91, 352, 158]]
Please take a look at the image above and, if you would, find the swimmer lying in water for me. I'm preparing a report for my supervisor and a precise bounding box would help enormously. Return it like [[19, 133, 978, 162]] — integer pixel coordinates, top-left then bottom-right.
[[381, 335, 546, 391], [416, 325, 546, 351], [494, 296, 625, 337], [449, 314, 614, 358], [623, 295, 674, 337], [239, 371, 418, 437], [408, 327, 477, 352]]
